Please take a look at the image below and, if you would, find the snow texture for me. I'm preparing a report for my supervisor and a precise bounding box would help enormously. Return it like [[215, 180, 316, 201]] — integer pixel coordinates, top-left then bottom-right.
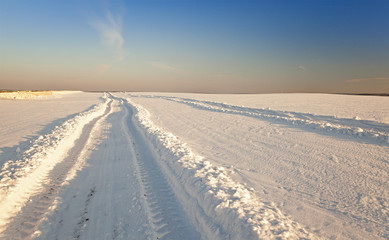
[[0, 92, 387, 240], [126, 97, 317, 239]]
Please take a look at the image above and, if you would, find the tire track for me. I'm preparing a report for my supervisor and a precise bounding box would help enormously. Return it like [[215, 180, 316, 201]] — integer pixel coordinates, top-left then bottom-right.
[[34, 98, 199, 240], [119, 99, 200, 240], [124, 96, 318, 240], [1, 97, 112, 239], [125, 94, 388, 239], [132, 94, 389, 146]]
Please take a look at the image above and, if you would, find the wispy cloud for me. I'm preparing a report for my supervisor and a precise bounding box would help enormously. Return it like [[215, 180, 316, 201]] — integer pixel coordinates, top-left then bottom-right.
[[346, 77, 389, 84], [298, 65, 306, 72], [149, 62, 183, 73], [90, 10, 126, 74]]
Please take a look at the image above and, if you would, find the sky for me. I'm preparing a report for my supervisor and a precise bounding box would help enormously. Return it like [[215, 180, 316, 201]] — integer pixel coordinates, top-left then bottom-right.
[[0, 0, 388, 93]]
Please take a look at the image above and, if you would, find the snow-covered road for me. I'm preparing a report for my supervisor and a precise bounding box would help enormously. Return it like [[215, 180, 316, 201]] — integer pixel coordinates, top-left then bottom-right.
[[37, 97, 200, 240], [0, 92, 388, 239]]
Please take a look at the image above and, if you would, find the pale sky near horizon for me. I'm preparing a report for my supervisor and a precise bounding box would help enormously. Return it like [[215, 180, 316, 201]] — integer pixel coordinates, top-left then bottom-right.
[[1, 0, 388, 93]]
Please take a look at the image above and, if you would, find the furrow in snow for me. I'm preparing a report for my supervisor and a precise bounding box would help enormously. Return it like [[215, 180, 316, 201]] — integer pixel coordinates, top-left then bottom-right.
[[125, 97, 319, 240], [2, 97, 114, 239], [119, 98, 200, 240], [134, 95, 389, 145], [35, 99, 151, 240], [0, 94, 111, 234]]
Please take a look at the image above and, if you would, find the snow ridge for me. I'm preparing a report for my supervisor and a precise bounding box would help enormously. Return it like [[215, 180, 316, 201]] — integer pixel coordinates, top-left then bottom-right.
[[160, 96, 389, 145], [126, 97, 318, 240], [0, 94, 110, 233]]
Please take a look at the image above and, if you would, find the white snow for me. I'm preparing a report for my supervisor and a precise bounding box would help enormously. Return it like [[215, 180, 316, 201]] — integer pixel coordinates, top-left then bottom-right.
[[0, 92, 387, 239], [126, 93, 389, 240], [126, 97, 315, 239], [0, 91, 103, 153], [0, 91, 81, 100], [0, 93, 110, 233], [147, 93, 389, 124]]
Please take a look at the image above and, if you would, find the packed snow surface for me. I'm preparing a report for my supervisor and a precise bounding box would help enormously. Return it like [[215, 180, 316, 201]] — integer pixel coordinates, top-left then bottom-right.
[[0, 92, 387, 239]]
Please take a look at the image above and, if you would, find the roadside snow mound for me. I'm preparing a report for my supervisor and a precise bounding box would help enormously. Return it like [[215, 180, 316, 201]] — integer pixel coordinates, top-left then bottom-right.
[[127, 98, 319, 240], [0, 94, 110, 232]]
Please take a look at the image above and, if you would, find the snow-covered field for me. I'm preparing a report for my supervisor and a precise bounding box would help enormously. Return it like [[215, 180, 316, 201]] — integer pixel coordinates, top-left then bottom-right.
[[0, 92, 388, 239], [0, 91, 81, 100]]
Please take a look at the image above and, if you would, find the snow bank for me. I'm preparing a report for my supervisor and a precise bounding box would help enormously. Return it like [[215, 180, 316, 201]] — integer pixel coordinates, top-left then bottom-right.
[[0, 94, 110, 232], [126, 98, 318, 240]]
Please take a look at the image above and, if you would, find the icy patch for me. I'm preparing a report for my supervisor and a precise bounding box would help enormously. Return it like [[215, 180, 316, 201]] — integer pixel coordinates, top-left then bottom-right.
[[126, 98, 318, 239]]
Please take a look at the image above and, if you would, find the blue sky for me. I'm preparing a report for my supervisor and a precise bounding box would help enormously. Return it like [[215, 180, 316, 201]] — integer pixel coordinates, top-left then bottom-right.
[[1, 0, 388, 93]]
